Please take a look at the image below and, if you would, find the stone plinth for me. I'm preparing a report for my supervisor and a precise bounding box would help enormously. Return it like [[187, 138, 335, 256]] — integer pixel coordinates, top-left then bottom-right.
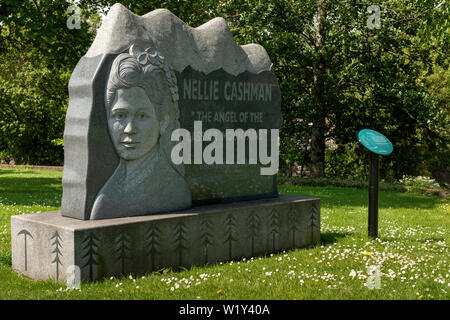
[[12, 195, 320, 283]]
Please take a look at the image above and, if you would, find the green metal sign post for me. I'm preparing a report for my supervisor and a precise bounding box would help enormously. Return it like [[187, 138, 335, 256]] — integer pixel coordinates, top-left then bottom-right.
[[358, 129, 393, 239]]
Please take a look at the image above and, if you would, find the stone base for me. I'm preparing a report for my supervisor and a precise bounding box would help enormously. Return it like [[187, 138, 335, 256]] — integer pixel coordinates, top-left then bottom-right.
[[11, 195, 320, 283]]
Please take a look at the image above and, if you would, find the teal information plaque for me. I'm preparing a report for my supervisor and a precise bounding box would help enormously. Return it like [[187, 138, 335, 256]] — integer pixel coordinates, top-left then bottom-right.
[[358, 129, 393, 155]]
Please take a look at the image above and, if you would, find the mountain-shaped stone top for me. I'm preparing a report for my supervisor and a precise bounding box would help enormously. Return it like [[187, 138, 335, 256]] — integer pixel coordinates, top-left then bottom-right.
[[86, 3, 272, 75]]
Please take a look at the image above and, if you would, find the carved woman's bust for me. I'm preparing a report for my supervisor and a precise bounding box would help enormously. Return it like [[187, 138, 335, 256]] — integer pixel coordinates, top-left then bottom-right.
[[90, 45, 191, 220]]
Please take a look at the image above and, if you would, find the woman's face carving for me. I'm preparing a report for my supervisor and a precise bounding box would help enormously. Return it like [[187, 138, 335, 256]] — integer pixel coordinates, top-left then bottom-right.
[[108, 86, 160, 160]]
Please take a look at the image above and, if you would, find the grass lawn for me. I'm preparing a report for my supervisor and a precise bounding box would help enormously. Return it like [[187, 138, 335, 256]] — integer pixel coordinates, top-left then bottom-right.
[[0, 167, 448, 300]]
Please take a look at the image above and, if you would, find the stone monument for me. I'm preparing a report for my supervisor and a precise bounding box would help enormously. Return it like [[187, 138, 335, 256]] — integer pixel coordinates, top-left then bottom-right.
[[11, 4, 320, 282]]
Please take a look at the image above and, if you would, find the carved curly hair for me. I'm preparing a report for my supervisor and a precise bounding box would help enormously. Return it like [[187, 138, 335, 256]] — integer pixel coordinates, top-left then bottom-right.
[[105, 44, 184, 176]]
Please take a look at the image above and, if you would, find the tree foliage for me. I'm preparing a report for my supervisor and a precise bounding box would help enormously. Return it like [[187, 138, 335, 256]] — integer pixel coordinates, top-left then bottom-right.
[[214, 0, 449, 179], [0, 0, 448, 181], [0, 0, 98, 164]]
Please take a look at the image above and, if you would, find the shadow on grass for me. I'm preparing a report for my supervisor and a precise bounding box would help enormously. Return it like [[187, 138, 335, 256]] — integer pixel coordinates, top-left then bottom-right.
[[0, 176, 62, 206], [320, 231, 351, 246], [0, 251, 12, 267], [0, 175, 61, 189], [0, 168, 44, 175], [0, 169, 14, 176], [379, 236, 446, 243], [280, 186, 443, 210]]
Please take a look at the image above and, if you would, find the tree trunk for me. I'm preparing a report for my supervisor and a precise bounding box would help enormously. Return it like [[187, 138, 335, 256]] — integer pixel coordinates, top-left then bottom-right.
[[310, 0, 327, 178]]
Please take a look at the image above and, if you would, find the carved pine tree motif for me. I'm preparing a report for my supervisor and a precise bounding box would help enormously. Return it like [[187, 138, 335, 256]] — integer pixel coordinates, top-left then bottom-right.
[[224, 214, 237, 260], [268, 208, 280, 251], [173, 222, 188, 266], [200, 218, 214, 263], [115, 232, 131, 274], [81, 232, 100, 281], [247, 213, 259, 256], [51, 231, 63, 281], [144, 224, 161, 270], [310, 203, 320, 243], [288, 207, 300, 247]]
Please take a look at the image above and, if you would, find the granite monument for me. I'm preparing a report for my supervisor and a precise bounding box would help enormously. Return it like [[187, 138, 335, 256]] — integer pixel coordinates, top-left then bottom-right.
[[11, 4, 320, 282]]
